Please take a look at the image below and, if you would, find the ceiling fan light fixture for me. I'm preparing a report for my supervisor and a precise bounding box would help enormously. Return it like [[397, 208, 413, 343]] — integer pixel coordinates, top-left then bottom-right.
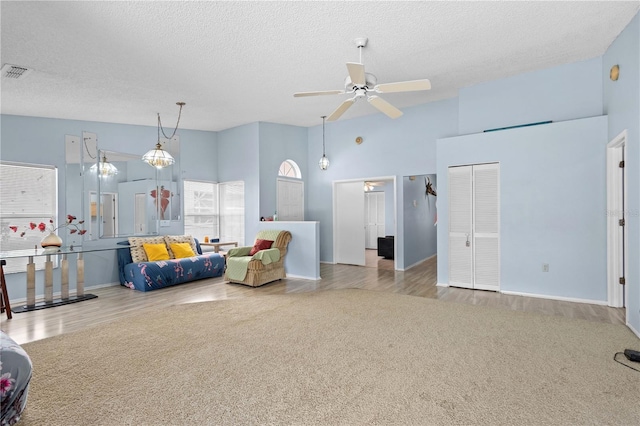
[[319, 115, 329, 171], [143, 102, 184, 168]]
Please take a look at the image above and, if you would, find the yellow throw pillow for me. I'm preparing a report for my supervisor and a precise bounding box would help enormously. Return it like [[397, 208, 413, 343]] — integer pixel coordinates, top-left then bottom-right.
[[143, 243, 170, 261], [170, 242, 196, 259]]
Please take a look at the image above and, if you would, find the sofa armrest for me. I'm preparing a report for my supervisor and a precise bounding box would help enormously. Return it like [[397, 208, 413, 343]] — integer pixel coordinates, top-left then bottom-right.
[[250, 247, 281, 264], [227, 246, 252, 257]]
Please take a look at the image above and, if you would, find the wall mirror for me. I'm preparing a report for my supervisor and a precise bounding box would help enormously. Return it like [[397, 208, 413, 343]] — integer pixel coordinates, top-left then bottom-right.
[[65, 132, 181, 242]]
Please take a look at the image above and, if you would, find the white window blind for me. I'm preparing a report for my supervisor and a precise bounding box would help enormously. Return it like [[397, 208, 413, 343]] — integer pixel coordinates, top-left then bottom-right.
[[0, 162, 57, 273], [219, 181, 245, 244], [183, 180, 219, 241]]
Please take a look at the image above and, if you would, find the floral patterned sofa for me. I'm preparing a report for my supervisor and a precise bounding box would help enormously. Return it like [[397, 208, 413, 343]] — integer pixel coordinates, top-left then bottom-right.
[[117, 235, 224, 292], [0, 331, 32, 425]]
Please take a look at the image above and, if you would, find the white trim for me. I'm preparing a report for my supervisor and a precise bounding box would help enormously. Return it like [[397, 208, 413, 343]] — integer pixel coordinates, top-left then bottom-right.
[[402, 253, 436, 271], [500, 290, 608, 306], [606, 130, 628, 312], [626, 321, 640, 339], [320, 260, 335, 265], [284, 273, 321, 281], [333, 175, 396, 269], [436, 282, 449, 287]]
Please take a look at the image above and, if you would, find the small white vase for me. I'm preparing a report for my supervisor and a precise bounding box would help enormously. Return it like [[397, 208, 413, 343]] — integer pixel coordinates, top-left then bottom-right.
[[41, 232, 63, 248]]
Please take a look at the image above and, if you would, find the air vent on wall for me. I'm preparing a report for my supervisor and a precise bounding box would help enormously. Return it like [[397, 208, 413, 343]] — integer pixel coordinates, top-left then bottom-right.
[[1, 64, 32, 79]]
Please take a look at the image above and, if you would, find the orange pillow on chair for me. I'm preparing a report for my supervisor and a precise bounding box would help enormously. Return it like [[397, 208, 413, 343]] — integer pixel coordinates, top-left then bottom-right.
[[248, 239, 274, 256]]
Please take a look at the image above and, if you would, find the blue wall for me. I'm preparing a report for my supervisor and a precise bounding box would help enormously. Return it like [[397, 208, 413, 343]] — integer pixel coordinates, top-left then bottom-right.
[[603, 13, 640, 333], [0, 114, 217, 299], [258, 122, 308, 219], [305, 98, 459, 264], [458, 57, 604, 135], [437, 117, 608, 302], [402, 174, 437, 269], [217, 122, 260, 245]]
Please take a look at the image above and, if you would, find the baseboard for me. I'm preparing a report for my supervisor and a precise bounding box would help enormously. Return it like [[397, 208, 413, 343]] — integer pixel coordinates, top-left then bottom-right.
[[285, 273, 321, 281], [627, 321, 640, 339], [319, 260, 334, 265], [9, 281, 121, 305], [436, 282, 449, 287], [403, 254, 436, 271], [500, 290, 608, 306]]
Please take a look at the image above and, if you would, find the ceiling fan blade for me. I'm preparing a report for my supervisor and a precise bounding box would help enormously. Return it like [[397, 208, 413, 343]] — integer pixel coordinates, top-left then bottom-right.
[[327, 98, 355, 121], [293, 90, 345, 97], [374, 79, 432, 93], [346, 62, 366, 86], [367, 96, 403, 119]]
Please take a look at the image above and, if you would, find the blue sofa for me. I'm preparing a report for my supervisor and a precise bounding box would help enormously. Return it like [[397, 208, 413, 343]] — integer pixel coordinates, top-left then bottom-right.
[[0, 331, 32, 425], [117, 238, 224, 292]]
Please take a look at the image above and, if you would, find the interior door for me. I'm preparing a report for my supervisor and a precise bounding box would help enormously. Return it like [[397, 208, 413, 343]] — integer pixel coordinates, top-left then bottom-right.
[[335, 181, 366, 266], [448, 164, 500, 291], [472, 164, 500, 291], [365, 192, 385, 249], [448, 166, 473, 288], [134, 193, 146, 234]]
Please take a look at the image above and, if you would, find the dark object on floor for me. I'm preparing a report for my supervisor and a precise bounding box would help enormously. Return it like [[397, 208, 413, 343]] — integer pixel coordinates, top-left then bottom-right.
[[624, 349, 640, 362], [378, 236, 394, 259]]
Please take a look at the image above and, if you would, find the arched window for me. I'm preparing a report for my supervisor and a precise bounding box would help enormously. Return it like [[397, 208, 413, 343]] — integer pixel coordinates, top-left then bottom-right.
[[278, 159, 301, 179]]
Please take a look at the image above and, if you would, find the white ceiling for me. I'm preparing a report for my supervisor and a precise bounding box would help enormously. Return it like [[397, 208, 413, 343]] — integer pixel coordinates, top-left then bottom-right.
[[1, 1, 638, 132]]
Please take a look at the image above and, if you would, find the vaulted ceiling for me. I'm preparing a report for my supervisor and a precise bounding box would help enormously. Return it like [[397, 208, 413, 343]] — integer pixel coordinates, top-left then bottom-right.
[[1, 1, 638, 131]]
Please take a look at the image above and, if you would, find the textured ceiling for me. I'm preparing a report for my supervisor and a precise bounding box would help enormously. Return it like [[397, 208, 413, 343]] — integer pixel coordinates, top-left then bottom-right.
[[1, 1, 638, 132]]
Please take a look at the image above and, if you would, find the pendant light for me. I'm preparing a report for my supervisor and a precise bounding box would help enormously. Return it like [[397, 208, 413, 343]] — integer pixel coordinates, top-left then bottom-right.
[[90, 153, 118, 177], [319, 115, 330, 170], [142, 102, 184, 168]]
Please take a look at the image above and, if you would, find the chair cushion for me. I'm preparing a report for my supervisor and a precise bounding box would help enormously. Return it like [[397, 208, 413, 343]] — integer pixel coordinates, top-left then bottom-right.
[[249, 239, 274, 256], [170, 242, 196, 259], [128, 236, 167, 262]]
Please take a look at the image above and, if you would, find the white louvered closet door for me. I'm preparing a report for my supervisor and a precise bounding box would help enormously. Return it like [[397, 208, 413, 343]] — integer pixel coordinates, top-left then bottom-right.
[[448, 166, 473, 288], [472, 164, 500, 291], [448, 163, 500, 291]]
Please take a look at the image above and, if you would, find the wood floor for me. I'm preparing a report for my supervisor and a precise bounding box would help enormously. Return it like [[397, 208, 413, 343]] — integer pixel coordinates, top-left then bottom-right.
[[1, 256, 626, 345]]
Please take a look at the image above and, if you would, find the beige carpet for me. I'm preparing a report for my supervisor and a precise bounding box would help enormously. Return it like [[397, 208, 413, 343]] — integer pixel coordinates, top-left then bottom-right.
[[20, 289, 640, 425]]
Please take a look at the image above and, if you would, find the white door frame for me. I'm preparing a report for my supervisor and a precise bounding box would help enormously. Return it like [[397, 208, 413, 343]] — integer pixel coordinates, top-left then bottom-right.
[[333, 176, 397, 269], [606, 130, 628, 313]]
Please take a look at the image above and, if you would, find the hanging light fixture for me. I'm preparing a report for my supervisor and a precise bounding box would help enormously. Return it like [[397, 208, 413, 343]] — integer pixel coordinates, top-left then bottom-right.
[[142, 102, 185, 168], [319, 115, 330, 170], [90, 153, 118, 177]]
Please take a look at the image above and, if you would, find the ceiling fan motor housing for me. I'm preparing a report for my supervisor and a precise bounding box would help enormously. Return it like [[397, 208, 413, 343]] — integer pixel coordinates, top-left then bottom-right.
[[344, 72, 377, 92]]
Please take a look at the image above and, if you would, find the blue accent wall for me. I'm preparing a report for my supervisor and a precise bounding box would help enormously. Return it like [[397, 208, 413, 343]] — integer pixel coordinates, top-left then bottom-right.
[[403, 174, 437, 269], [437, 117, 608, 302], [603, 13, 640, 334]]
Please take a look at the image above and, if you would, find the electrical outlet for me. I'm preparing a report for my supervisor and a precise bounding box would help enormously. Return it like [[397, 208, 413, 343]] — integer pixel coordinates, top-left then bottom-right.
[[542, 263, 549, 272]]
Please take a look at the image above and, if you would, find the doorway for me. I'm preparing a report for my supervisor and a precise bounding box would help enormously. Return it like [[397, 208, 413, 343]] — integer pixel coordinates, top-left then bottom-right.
[[606, 130, 627, 315], [333, 176, 396, 269]]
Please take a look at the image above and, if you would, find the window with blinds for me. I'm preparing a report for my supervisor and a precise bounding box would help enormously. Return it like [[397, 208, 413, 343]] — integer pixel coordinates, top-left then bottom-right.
[[183, 180, 219, 240], [0, 162, 57, 273], [219, 181, 245, 244]]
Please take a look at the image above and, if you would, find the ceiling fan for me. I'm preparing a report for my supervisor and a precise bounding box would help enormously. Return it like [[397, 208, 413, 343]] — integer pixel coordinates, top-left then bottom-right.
[[294, 37, 432, 121]]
